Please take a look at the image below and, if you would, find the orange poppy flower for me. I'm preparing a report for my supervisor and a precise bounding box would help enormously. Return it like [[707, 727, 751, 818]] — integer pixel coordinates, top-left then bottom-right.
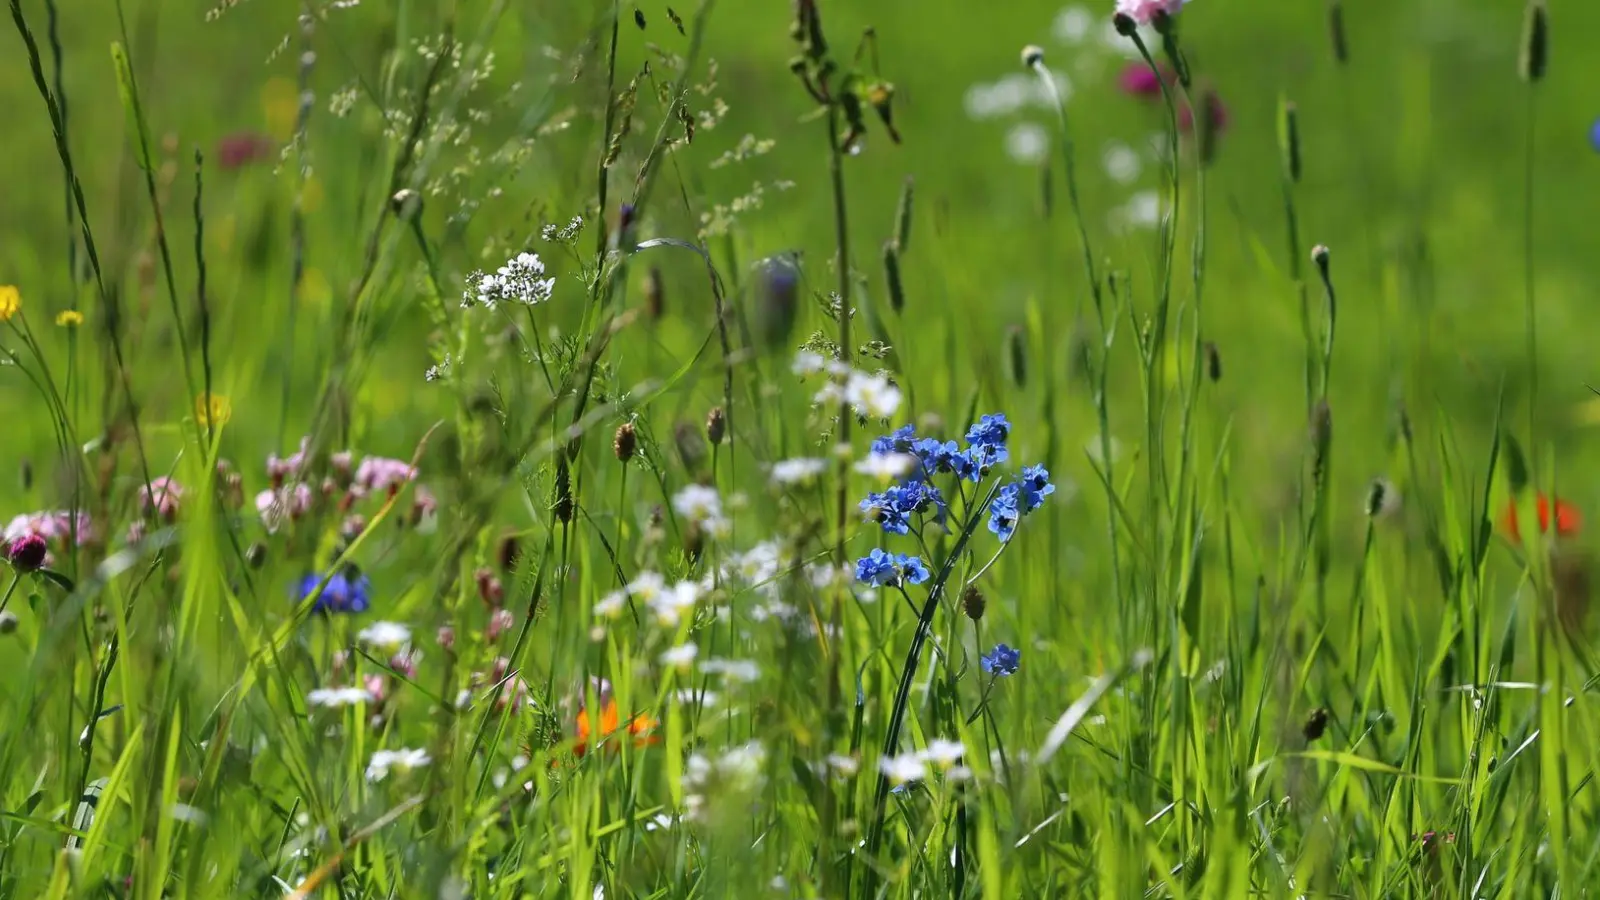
[[574, 697, 660, 757], [1501, 493, 1581, 540]]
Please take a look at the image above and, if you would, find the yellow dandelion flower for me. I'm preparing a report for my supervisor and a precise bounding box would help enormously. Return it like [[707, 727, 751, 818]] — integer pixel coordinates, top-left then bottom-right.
[[196, 393, 232, 428], [55, 310, 83, 328], [0, 285, 20, 322]]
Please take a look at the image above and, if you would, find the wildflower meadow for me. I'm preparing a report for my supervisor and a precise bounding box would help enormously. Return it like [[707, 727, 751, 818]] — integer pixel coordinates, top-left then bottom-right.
[[3, 0, 1600, 895]]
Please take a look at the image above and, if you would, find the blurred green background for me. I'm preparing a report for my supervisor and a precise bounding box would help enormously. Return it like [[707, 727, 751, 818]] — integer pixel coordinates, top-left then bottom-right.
[[3, 0, 1598, 521]]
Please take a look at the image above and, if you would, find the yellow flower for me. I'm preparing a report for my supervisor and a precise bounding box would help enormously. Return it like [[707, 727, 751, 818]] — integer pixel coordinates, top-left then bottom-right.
[[55, 310, 83, 328], [0, 285, 19, 321], [196, 392, 232, 428]]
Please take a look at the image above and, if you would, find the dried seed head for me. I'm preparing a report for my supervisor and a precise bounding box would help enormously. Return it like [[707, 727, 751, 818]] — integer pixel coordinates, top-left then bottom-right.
[[1519, 0, 1548, 83], [1311, 244, 1331, 270], [683, 523, 705, 565], [1204, 341, 1222, 382], [644, 266, 665, 321], [614, 422, 638, 462], [0, 611, 16, 635], [1365, 478, 1401, 519], [706, 406, 727, 446], [1302, 707, 1329, 741], [498, 532, 522, 572], [1021, 45, 1045, 68], [962, 584, 986, 621], [674, 420, 708, 475]]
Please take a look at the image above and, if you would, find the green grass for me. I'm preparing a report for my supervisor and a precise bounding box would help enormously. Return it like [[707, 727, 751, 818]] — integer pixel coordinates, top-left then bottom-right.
[[1, 0, 1599, 896]]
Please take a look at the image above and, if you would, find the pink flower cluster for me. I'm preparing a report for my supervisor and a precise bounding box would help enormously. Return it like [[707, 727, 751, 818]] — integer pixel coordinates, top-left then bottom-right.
[[4, 510, 94, 546], [139, 477, 185, 521], [1115, 0, 1190, 26], [257, 438, 432, 535]]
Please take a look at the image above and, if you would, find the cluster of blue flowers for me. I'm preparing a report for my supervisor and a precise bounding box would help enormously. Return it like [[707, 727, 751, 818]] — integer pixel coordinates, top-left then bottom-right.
[[297, 570, 373, 614], [981, 642, 1021, 676], [854, 413, 1054, 589]]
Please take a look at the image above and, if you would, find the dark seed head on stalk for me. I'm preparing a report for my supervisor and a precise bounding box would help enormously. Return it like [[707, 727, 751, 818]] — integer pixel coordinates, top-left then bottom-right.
[[0, 612, 16, 635], [633, 6, 646, 29], [1302, 707, 1330, 741], [882, 243, 905, 314], [498, 532, 522, 573], [614, 422, 638, 462], [553, 460, 575, 524], [706, 406, 727, 446], [1310, 399, 1333, 481], [1204, 341, 1222, 382], [644, 266, 665, 321], [683, 523, 705, 565], [1005, 326, 1028, 390], [753, 255, 802, 351], [1278, 100, 1302, 183], [1519, 0, 1548, 83], [1113, 13, 1137, 37], [1021, 44, 1045, 68], [246, 542, 267, 569], [962, 584, 986, 621], [893, 176, 914, 253], [1327, 0, 1348, 65], [1312, 244, 1331, 272], [674, 420, 708, 475]]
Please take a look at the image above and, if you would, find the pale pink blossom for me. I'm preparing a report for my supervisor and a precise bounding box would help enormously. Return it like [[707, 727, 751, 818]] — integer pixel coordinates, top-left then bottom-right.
[[256, 484, 313, 532], [1116, 0, 1190, 25], [139, 476, 184, 520], [4, 510, 93, 546], [354, 457, 417, 497]]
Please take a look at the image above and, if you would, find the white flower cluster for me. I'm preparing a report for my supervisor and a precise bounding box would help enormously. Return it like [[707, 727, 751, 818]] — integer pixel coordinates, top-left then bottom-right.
[[366, 747, 431, 782], [683, 741, 767, 821], [541, 215, 585, 244], [794, 351, 902, 420], [594, 571, 708, 630], [463, 252, 555, 309], [672, 485, 730, 537], [878, 739, 970, 786]]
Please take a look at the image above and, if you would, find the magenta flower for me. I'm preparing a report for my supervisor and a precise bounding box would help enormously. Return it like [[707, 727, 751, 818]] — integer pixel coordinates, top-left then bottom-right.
[[1179, 90, 1229, 135], [6, 533, 48, 571], [216, 132, 276, 171], [1119, 62, 1175, 99], [268, 438, 312, 486], [1115, 0, 1191, 26]]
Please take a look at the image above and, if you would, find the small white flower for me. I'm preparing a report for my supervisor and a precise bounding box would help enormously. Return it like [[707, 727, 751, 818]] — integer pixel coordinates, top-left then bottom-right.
[[594, 590, 627, 619], [879, 752, 927, 785], [853, 451, 915, 481], [627, 571, 666, 601], [1102, 142, 1142, 184], [649, 580, 702, 626], [356, 621, 412, 652], [921, 739, 965, 768], [792, 351, 829, 376], [701, 658, 762, 683], [947, 765, 975, 782], [307, 686, 373, 709], [1005, 122, 1050, 164], [843, 372, 902, 420], [770, 457, 829, 486], [659, 643, 699, 671], [825, 753, 859, 777], [365, 747, 431, 782], [672, 485, 723, 525], [1053, 5, 1093, 43]]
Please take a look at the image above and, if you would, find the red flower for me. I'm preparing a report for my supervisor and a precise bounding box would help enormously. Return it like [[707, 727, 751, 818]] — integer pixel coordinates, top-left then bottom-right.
[[1501, 493, 1581, 540]]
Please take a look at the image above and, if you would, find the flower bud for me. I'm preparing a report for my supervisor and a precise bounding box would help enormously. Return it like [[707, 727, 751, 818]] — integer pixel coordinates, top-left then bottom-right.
[[1021, 45, 1045, 67], [0, 612, 16, 634], [6, 534, 47, 572], [1302, 707, 1329, 741], [1112, 13, 1137, 37], [1519, 0, 1548, 83]]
